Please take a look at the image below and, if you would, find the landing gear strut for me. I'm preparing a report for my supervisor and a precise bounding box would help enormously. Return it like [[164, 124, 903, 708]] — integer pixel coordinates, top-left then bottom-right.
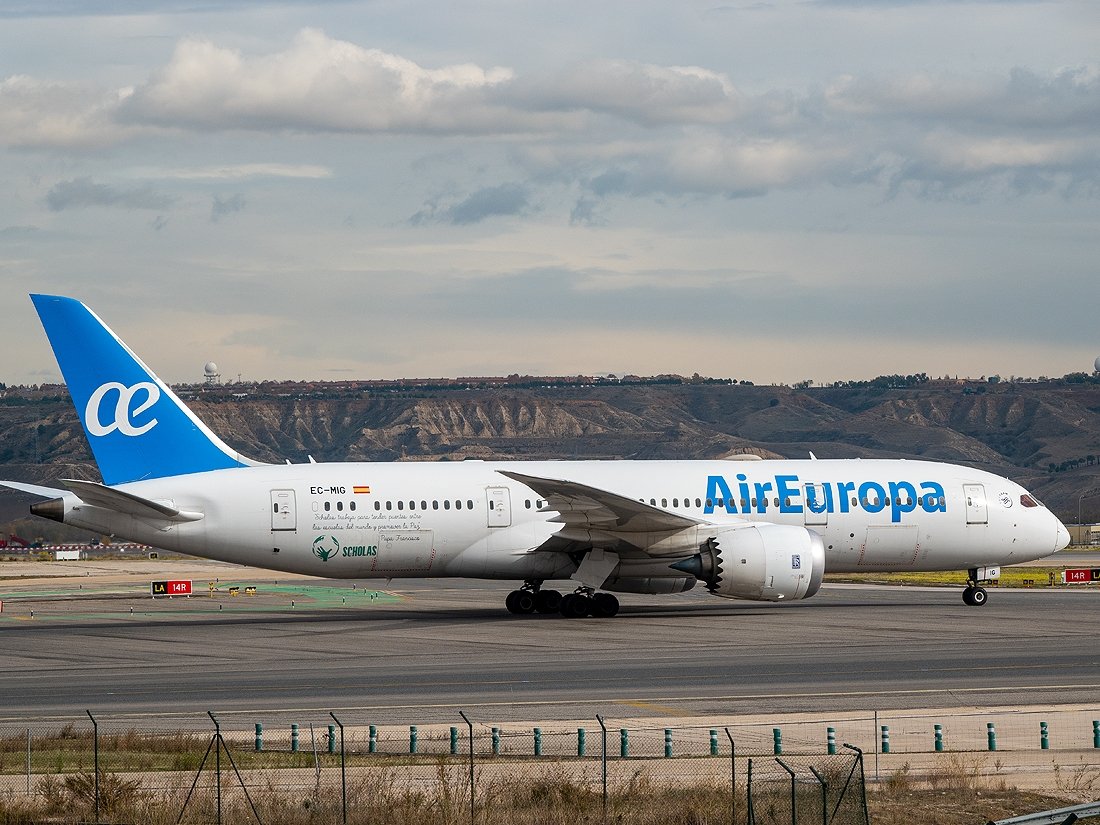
[[962, 568, 989, 606]]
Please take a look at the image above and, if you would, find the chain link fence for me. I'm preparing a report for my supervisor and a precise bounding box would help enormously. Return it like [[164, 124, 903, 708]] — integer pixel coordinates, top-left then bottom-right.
[[0, 706, 1097, 824]]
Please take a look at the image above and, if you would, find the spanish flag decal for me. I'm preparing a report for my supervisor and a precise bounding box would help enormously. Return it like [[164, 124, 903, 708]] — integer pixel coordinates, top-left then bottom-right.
[[353, 485, 371, 494]]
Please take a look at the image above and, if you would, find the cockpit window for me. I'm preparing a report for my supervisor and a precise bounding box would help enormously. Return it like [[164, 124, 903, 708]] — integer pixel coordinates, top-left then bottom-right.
[[1020, 494, 1039, 508]]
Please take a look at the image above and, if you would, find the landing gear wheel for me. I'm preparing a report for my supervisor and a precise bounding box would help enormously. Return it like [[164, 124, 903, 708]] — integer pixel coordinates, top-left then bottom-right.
[[505, 590, 536, 614], [590, 592, 620, 618], [535, 589, 563, 614], [962, 586, 988, 606], [560, 593, 591, 618]]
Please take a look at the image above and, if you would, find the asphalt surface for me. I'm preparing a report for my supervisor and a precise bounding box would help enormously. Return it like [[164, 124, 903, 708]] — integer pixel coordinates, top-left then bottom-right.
[[2, 571, 1098, 725]]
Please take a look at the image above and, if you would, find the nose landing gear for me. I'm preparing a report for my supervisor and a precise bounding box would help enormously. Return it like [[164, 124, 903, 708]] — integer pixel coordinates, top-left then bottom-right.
[[962, 568, 989, 606]]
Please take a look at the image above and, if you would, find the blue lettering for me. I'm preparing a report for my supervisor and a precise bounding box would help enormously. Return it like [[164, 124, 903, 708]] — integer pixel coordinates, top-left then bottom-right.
[[776, 475, 803, 514], [736, 474, 752, 512], [753, 481, 773, 513], [920, 481, 946, 513], [889, 481, 917, 523], [705, 476, 737, 515], [858, 481, 886, 513], [806, 483, 831, 514], [836, 481, 855, 513]]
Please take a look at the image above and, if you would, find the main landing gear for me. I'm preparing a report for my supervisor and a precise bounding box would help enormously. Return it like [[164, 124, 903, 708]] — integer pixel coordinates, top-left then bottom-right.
[[962, 568, 989, 607], [505, 581, 619, 618]]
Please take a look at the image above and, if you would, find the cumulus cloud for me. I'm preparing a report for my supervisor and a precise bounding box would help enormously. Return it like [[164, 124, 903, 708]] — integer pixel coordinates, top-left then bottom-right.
[[46, 178, 175, 211], [410, 183, 531, 225], [120, 28, 529, 135], [157, 163, 332, 180], [511, 60, 742, 125], [0, 75, 134, 149]]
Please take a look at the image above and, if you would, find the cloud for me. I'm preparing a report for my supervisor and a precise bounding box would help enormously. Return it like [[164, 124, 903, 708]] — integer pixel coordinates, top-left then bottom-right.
[[210, 193, 246, 222], [120, 28, 531, 135], [156, 163, 333, 180], [0, 75, 134, 149], [45, 178, 176, 211], [511, 60, 742, 125], [410, 183, 531, 225]]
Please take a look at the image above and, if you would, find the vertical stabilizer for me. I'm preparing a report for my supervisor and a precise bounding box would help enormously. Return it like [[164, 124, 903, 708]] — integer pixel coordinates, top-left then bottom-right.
[[30, 294, 258, 485]]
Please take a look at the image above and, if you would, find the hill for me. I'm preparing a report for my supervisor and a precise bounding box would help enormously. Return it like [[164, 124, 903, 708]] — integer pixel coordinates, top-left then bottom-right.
[[2, 379, 1098, 529]]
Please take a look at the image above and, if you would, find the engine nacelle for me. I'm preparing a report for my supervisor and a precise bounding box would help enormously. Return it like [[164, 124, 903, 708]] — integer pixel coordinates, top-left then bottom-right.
[[671, 524, 825, 602]]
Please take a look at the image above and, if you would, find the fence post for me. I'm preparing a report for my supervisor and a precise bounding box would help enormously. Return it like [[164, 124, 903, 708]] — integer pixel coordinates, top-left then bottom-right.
[[208, 711, 223, 825], [597, 714, 608, 823], [776, 758, 797, 825], [747, 758, 755, 825], [25, 729, 30, 796], [987, 723, 997, 751], [86, 710, 99, 825], [842, 743, 869, 824], [827, 726, 836, 755], [934, 724, 943, 752], [330, 712, 346, 825], [459, 710, 475, 825], [809, 765, 829, 825], [1040, 721, 1049, 750], [724, 728, 736, 825]]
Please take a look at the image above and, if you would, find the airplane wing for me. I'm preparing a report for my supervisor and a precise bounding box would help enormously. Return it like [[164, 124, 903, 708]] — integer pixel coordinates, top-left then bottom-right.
[[498, 470, 743, 564], [62, 479, 203, 523]]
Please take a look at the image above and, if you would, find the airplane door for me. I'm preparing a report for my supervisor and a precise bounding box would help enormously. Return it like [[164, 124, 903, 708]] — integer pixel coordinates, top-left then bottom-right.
[[804, 483, 828, 526], [486, 486, 511, 528], [964, 484, 988, 525], [270, 489, 297, 531]]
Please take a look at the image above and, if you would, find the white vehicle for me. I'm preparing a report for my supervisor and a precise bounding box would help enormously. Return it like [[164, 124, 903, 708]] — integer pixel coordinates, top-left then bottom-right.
[[1, 295, 1070, 616]]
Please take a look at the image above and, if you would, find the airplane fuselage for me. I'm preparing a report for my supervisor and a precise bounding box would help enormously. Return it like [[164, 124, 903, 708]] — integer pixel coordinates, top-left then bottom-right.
[[55, 458, 1064, 583]]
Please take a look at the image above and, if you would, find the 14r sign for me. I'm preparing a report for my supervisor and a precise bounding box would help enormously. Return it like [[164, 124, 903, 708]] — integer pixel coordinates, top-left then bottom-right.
[[151, 579, 193, 597]]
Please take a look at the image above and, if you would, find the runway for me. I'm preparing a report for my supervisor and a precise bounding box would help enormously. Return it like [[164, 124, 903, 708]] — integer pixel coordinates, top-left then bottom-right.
[[2, 570, 1098, 725]]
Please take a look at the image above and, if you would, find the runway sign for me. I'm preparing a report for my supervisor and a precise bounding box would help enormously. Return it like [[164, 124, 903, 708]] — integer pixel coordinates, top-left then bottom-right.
[[1062, 568, 1100, 584], [151, 579, 193, 596]]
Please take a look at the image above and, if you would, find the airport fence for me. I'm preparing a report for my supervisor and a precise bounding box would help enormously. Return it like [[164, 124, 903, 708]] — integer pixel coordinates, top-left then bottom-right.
[[1, 705, 1098, 824]]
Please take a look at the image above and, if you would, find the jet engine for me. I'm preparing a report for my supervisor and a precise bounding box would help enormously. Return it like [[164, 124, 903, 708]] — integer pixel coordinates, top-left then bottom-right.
[[671, 524, 825, 602]]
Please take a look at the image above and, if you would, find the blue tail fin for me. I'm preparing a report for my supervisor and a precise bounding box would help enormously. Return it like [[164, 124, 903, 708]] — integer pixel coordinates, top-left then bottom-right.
[[31, 294, 257, 485]]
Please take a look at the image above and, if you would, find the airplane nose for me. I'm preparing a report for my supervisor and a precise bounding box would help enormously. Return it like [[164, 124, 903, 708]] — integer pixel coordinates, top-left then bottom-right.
[[1055, 519, 1070, 552]]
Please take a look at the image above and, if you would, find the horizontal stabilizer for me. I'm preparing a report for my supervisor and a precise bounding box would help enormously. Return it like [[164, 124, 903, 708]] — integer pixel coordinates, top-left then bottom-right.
[[62, 479, 203, 523], [0, 480, 68, 498]]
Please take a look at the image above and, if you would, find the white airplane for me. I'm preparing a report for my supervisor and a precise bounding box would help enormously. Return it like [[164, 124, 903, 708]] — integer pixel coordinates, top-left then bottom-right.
[[1, 295, 1069, 616]]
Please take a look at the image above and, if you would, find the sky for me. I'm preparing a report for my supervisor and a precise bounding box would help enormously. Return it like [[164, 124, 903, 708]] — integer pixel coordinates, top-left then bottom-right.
[[0, 0, 1097, 387]]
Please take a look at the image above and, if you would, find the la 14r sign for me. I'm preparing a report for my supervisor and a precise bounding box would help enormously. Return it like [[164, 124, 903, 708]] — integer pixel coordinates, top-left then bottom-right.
[[151, 579, 192, 596]]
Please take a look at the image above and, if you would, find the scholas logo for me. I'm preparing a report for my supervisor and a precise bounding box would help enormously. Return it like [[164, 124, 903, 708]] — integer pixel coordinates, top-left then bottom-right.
[[704, 474, 948, 524], [312, 534, 339, 562]]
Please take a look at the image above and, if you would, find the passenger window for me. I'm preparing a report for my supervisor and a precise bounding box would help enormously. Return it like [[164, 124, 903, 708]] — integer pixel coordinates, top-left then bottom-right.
[[324, 501, 330, 512], [433, 500, 439, 510], [444, 500, 450, 510], [706, 498, 714, 508], [397, 501, 404, 511], [456, 500, 462, 510], [650, 498, 656, 506], [421, 500, 427, 510], [386, 501, 392, 511], [374, 501, 381, 511], [695, 498, 702, 508], [672, 498, 679, 508], [350, 501, 356, 511], [525, 500, 531, 509], [337, 501, 343, 512], [409, 501, 415, 510], [467, 500, 474, 509]]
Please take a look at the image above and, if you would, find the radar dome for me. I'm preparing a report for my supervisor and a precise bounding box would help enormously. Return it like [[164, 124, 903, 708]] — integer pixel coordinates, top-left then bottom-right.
[[204, 362, 219, 376]]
